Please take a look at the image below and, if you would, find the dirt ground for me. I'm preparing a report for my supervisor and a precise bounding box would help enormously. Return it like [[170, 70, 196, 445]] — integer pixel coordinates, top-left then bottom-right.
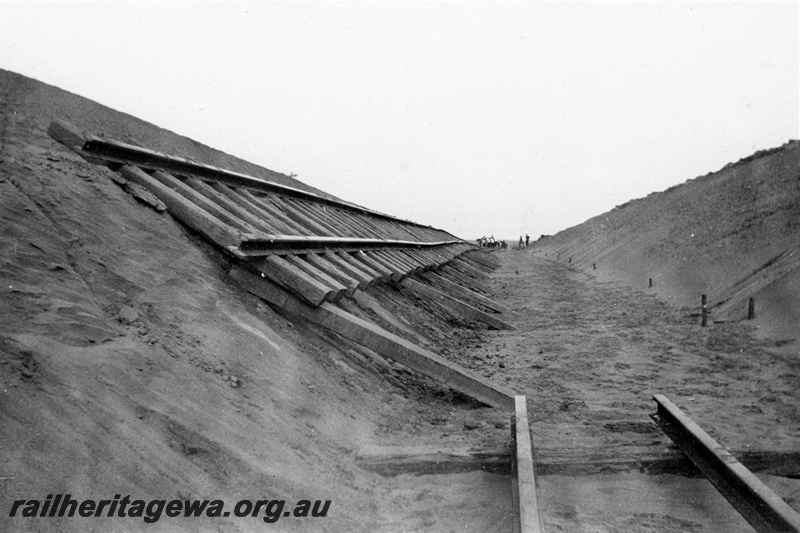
[[377, 246, 799, 532], [481, 247, 799, 531], [482, 248, 800, 457]]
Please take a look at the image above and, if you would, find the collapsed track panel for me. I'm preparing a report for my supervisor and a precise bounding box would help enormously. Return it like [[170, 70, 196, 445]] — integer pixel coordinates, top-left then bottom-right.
[[48, 119, 517, 412], [48, 120, 477, 306]]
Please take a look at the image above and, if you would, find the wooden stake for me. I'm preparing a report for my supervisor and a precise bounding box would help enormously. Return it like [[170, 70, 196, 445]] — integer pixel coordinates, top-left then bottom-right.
[[701, 294, 708, 327], [748, 298, 755, 320]]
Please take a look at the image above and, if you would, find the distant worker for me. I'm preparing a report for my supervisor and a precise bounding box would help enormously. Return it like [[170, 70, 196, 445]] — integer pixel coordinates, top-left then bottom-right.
[[518, 236, 524, 249], [525, 234, 529, 247]]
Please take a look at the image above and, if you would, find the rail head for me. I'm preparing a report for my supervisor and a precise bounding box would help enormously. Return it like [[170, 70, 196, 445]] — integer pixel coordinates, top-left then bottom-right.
[[236, 237, 467, 256], [652, 394, 800, 533]]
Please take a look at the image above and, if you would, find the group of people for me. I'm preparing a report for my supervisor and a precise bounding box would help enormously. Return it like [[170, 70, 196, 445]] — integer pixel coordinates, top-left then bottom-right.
[[476, 235, 507, 249], [476, 234, 531, 250]]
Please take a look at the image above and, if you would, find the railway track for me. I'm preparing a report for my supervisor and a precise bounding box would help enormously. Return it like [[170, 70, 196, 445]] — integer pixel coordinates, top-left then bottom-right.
[[48, 120, 799, 532], [652, 395, 800, 533], [507, 394, 800, 533]]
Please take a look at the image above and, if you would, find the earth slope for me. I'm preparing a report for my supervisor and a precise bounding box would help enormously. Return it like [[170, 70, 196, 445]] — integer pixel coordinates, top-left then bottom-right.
[[0, 70, 512, 532], [538, 142, 800, 341]]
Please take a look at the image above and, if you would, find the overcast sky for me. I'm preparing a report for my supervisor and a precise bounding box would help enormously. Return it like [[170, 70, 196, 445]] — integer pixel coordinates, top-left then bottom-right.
[[2, 2, 798, 240]]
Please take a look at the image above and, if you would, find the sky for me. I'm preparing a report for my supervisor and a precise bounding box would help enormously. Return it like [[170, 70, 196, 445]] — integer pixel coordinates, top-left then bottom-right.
[[1, 1, 798, 241]]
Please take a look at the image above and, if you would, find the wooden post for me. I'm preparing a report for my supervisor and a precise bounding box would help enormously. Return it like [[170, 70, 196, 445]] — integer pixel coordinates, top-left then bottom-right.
[[701, 294, 708, 327], [649, 278, 653, 288], [593, 263, 596, 270], [748, 298, 755, 320]]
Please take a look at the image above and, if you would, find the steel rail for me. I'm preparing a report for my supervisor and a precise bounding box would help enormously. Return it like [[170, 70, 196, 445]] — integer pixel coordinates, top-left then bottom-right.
[[78, 136, 459, 237], [512, 395, 546, 533], [652, 394, 800, 533], [237, 236, 466, 256]]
